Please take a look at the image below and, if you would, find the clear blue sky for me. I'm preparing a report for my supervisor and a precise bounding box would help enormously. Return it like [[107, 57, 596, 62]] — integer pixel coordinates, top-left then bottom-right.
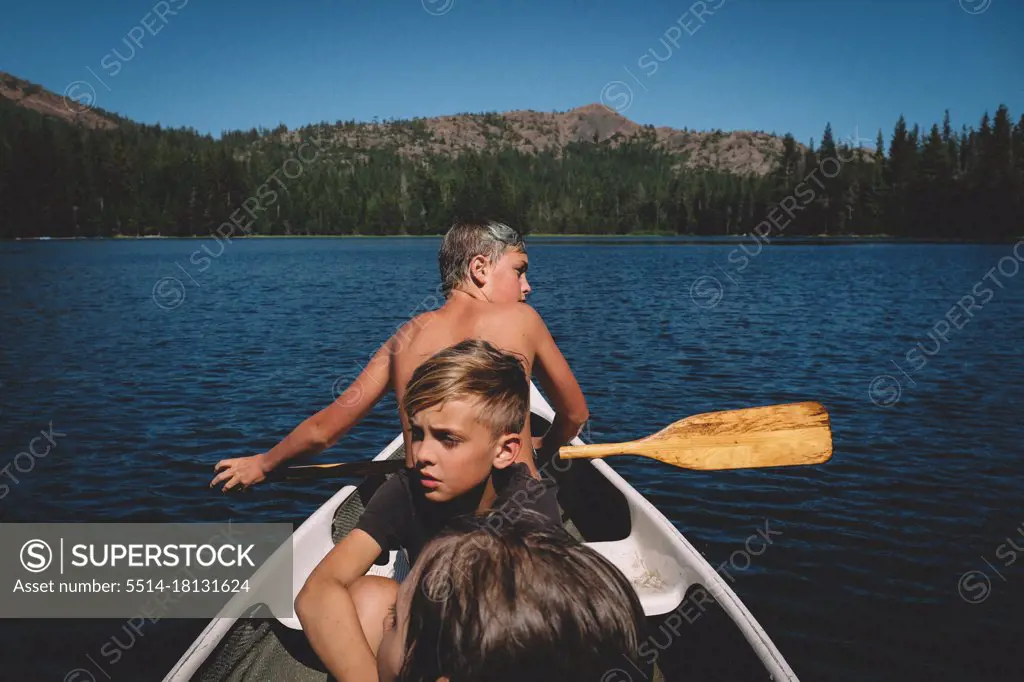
[[2, 0, 1021, 145]]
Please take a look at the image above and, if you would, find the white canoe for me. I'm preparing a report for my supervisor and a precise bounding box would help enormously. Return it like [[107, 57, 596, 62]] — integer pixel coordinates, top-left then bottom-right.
[[165, 385, 798, 681]]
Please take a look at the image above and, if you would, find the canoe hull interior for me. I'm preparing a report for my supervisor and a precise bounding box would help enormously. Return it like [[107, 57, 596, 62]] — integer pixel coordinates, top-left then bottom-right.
[[165, 397, 796, 682]]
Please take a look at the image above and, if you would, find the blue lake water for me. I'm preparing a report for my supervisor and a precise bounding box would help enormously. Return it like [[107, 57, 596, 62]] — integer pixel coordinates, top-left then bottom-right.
[[1, 237, 1023, 681]]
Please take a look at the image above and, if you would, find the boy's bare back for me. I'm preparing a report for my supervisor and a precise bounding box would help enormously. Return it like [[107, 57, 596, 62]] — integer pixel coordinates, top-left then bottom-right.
[[389, 293, 577, 475]]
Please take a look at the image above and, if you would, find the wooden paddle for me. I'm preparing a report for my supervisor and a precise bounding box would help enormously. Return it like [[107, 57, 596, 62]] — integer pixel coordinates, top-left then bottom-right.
[[558, 401, 832, 470], [273, 401, 832, 481]]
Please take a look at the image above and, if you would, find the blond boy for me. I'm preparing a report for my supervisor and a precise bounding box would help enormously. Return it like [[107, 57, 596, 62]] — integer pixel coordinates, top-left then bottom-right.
[[296, 340, 561, 681]]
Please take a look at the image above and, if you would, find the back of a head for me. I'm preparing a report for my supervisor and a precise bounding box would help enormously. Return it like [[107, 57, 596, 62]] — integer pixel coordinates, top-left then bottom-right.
[[402, 339, 530, 439], [438, 220, 526, 297], [399, 512, 646, 682]]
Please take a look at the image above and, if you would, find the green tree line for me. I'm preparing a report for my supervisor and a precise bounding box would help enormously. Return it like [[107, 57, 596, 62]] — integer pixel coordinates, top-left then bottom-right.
[[1, 98, 1021, 240]]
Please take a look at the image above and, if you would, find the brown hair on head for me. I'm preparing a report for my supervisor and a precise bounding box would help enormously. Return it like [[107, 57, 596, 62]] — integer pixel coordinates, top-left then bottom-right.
[[437, 220, 526, 297], [398, 511, 647, 682], [402, 339, 529, 440]]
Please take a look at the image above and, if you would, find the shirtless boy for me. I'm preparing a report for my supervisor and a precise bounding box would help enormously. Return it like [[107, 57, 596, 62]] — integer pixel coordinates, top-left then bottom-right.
[[296, 339, 566, 681], [210, 220, 589, 490]]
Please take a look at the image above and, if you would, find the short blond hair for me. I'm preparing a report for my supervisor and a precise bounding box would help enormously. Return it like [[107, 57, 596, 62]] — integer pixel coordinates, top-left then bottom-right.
[[403, 339, 529, 438], [438, 221, 526, 297]]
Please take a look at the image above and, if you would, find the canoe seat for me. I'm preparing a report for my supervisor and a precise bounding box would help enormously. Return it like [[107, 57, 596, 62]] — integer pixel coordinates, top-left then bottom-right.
[[585, 537, 689, 617], [572, 479, 695, 618]]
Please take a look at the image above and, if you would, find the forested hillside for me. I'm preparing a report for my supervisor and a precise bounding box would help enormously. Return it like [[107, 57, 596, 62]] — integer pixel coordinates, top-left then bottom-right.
[[1, 73, 1021, 240]]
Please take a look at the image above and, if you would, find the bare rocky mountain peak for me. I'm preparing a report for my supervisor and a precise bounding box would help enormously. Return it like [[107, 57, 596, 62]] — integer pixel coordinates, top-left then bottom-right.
[[295, 103, 802, 175]]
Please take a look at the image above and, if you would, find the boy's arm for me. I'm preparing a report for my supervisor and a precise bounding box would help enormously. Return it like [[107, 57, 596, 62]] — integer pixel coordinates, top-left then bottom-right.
[[527, 307, 590, 456], [295, 530, 383, 682], [211, 340, 393, 492]]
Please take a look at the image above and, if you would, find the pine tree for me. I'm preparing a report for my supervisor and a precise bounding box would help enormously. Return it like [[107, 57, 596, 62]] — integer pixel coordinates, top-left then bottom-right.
[[942, 110, 959, 177]]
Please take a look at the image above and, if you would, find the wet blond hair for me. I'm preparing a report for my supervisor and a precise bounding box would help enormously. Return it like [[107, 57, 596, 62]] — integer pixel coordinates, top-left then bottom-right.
[[403, 339, 529, 439], [438, 221, 526, 297]]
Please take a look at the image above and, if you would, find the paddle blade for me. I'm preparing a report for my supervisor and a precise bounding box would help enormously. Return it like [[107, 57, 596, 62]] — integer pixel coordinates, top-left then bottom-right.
[[559, 401, 832, 471]]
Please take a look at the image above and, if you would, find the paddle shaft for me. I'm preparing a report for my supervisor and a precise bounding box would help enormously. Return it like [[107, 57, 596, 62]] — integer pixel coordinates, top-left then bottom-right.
[[267, 458, 405, 482]]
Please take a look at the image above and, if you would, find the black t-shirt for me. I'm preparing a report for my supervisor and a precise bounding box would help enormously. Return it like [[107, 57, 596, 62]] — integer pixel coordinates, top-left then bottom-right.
[[355, 463, 561, 566]]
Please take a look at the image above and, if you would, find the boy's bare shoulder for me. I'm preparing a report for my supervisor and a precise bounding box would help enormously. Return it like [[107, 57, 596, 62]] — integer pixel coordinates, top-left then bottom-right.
[[488, 302, 545, 327], [408, 307, 439, 327], [390, 309, 439, 346]]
